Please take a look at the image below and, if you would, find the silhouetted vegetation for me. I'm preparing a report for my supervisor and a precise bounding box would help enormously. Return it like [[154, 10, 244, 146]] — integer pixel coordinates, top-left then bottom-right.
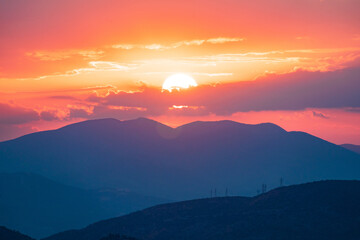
[[261, 183, 267, 193]]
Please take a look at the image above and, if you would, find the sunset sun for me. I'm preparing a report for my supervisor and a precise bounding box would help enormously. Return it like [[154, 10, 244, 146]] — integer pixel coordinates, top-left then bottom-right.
[[162, 73, 198, 92]]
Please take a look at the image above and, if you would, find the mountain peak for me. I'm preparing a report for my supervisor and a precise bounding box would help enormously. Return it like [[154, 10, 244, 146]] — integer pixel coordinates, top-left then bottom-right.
[[124, 117, 164, 126], [254, 122, 286, 133]]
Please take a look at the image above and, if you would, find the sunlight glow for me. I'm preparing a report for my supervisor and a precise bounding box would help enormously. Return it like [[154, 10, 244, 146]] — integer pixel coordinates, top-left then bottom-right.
[[162, 73, 198, 92]]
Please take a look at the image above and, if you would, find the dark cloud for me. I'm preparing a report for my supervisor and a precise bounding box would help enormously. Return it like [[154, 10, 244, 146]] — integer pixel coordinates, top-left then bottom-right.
[[0, 103, 63, 126], [312, 111, 330, 119], [0, 103, 40, 124], [48, 95, 78, 100], [90, 105, 147, 120], [88, 66, 360, 116], [68, 108, 91, 119], [40, 110, 60, 121], [344, 107, 360, 113]]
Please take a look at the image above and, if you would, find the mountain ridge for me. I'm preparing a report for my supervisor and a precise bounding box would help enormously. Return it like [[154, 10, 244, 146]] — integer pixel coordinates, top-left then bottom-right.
[[1, 118, 288, 143], [44, 180, 360, 240], [341, 143, 360, 154], [0, 226, 34, 240]]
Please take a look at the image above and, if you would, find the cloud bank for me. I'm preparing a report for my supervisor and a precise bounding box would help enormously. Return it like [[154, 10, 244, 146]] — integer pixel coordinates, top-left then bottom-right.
[[86, 66, 360, 117]]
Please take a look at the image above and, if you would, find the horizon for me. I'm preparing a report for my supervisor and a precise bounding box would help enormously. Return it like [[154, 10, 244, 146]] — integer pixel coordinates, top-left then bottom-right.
[[1, 114, 360, 145], [2, 116, 354, 146]]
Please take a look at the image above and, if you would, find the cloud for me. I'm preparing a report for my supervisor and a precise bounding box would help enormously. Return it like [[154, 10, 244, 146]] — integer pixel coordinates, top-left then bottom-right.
[[206, 37, 244, 44], [68, 108, 92, 119], [111, 44, 135, 50], [40, 110, 61, 121], [111, 37, 244, 51], [344, 107, 360, 113], [88, 61, 131, 71], [87, 66, 360, 116], [312, 111, 330, 119], [90, 105, 148, 120], [0, 103, 40, 124], [13, 61, 134, 81], [192, 72, 233, 77], [0, 103, 70, 125], [173, 39, 206, 47], [26, 50, 104, 61], [48, 95, 78, 100], [66, 104, 150, 120]]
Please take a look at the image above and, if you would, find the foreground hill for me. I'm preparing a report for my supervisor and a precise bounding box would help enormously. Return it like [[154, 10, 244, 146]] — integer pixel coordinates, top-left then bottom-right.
[[0, 226, 33, 240], [342, 144, 360, 154], [0, 173, 167, 239], [45, 180, 360, 240], [1, 118, 360, 199]]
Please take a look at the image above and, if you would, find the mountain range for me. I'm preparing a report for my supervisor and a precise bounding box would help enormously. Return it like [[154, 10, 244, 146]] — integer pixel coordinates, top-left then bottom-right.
[[1, 118, 359, 200], [44, 180, 360, 240], [1, 118, 360, 238]]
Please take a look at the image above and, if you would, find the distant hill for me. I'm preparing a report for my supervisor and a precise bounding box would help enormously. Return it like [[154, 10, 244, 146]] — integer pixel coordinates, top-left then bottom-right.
[[0, 226, 33, 240], [100, 234, 138, 240], [1, 118, 360, 200], [341, 144, 360, 154], [0, 173, 167, 239], [44, 180, 360, 240]]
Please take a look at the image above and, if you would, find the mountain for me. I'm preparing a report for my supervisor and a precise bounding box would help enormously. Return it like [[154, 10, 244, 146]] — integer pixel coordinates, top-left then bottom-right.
[[100, 234, 138, 240], [341, 144, 360, 154], [1, 118, 360, 200], [0, 172, 167, 239], [44, 180, 360, 240], [0, 226, 34, 240]]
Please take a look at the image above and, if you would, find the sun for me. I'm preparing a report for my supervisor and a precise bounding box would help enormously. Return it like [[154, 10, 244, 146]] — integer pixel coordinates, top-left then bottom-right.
[[162, 73, 198, 92]]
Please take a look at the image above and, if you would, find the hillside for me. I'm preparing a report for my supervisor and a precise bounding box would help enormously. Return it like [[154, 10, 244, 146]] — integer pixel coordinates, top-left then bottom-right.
[[0, 173, 167, 239], [44, 180, 360, 240], [0, 226, 34, 240], [0, 118, 359, 200]]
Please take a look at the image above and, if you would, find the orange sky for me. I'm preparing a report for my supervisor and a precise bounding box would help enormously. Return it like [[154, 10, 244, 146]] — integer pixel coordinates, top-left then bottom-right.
[[1, 0, 360, 144]]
